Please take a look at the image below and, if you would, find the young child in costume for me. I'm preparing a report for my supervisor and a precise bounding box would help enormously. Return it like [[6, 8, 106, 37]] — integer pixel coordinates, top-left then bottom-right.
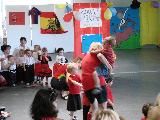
[[38, 47, 52, 86], [16, 49, 26, 84], [8, 55, 16, 87], [55, 48, 68, 65], [92, 36, 116, 94], [66, 63, 82, 120], [33, 45, 42, 82], [24, 49, 35, 87]]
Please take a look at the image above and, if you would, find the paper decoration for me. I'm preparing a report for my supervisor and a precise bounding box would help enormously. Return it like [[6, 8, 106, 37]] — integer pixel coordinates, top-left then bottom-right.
[[29, 7, 41, 24], [104, 8, 112, 20], [109, 7, 117, 16], [110, 7, 140, 49], [65, 5, 72, 13], [63, 12, 73, 22], [9, 12, 25, 25], [73, 11, 82, 21], [40, 12, 68, 34], [82, 34, 102, 53], [79, 8, 102, 28]]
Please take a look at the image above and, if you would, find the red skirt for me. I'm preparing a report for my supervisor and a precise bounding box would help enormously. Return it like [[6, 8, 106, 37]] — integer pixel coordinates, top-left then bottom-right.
[[53, 63, 67, 79], [37, 64, 52, 77], [34, 63, 42, 76]]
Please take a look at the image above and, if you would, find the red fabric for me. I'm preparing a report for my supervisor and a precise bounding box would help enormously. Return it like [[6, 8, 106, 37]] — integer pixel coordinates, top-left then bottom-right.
[[81, 53, 106, 91], [38, 64, 52, 77], [73, 3, 110, 58], [53, 63, 67, 79], [41, 117, 56, 120], [82, 93, 90, 106], [9, 12, 25, 25], [106, 85, 114, 103], [141, 117, 147, 120], [68, 74, 81, 94], [34, 63, 42, 76], [102, 46, 116, 67], [0, 75, 7, 87], [87, 112, 92, 120]]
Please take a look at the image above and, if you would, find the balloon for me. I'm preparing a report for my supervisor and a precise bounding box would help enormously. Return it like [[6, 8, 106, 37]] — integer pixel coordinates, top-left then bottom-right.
[[63, 12, 73, 22], [55, 4, 66, 9], [65, 5, 72, 13], [109, 7, 117, 16], [73, 11, 82, 21], [107, 2, 113, 7], [104, 8, 112, 20]]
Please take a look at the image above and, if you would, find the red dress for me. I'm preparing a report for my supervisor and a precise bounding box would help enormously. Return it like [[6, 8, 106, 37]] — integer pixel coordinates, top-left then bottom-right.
[[38, 55, 52, 77]]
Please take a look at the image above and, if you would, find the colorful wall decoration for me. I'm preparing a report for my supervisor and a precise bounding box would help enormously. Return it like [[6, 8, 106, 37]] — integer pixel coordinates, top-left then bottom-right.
[[73, 3, 110, 58], [9, 12, 25, 25], [110, 7, 140, 49], [140, 2, 160, 46], [40, 12, 68, 34]]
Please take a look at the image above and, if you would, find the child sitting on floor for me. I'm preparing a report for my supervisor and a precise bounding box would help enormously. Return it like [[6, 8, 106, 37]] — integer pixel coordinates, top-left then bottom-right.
[[66, 63, 82, 120]]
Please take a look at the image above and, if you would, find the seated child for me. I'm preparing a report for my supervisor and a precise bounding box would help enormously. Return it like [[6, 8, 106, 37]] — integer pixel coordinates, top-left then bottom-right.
[[16, 49, 26, 84], [141, 103, 153, 120], [8, 55, 16, 87], [92, 36, 116, 94], [55, 48, 68, 65], [66, 63, 82, 120]]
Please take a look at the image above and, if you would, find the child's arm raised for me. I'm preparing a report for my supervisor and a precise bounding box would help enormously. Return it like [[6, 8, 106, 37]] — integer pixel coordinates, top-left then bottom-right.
[[68, 77, 82, 87], [97, 53, 112, 72]]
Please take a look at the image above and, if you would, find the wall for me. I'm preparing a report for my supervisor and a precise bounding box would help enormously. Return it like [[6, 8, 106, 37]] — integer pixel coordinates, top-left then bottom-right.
[[6, 5, 74, 53]]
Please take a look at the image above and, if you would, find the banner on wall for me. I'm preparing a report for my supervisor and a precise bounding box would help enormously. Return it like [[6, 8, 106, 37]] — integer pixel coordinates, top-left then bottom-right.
[[40, 12, 68, 34], [79, 8, 102, 28], [9, 12, 25, 25], [110, 7, 140, 49]]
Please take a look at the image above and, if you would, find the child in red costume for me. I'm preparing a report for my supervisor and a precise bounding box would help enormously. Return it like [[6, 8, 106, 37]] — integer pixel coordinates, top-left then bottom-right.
[[66, 63, 82, 120]]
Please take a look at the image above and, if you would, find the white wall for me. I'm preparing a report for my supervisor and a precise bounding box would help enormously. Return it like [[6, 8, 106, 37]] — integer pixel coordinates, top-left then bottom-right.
[[6, 5, 74, 53]]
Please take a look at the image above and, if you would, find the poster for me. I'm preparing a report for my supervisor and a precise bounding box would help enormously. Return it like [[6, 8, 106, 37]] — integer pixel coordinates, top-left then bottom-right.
[[40, 12, 68, 34], [82, 34, 102, 53], [79, 8, 102, 28], [9, 12, 25, 25]]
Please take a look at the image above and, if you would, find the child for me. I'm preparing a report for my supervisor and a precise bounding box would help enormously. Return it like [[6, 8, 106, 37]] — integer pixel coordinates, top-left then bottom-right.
[[38, 47, 52, 86], [66, 63, 82, 120], [8, 55, 16, 87], [141, 103, 153, 120], [92, 36, 116, 95], [24, 49, 35, 86], [55, 48, 68, 65], [32, 45, 42, 82], [16, 49, 26, 84]]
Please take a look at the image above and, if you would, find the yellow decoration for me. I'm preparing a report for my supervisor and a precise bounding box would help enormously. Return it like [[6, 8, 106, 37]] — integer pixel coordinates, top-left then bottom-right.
[[107, 2, 113, 7], [104, 8, 112, 20], [55, 4, 66, 9], [140, 2, 160, 46]]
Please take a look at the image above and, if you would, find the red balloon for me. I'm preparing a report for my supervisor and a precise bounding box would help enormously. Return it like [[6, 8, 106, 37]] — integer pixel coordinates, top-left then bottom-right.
[[63, 12, 73, 22]]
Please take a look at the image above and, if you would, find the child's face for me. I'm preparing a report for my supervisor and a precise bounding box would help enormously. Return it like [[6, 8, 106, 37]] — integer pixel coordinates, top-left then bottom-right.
[[26, 51, 32, 57], [19, 51, 24, 57], [9, 57, 15, 64], [20, 39, 27, 45], [34, 46, 40, 52], [4, 48, 10, 54], [59, 50, 64, 56]]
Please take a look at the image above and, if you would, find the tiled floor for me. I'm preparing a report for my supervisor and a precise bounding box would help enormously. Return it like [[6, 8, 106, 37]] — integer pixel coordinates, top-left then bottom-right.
[[0, 48, 160, 120]]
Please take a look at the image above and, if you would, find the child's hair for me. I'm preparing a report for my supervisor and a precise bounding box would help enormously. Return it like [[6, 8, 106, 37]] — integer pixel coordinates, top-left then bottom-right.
[[19, 49, 25, 54], [7, 55, 14, 60], [147, 106, 160, 120], [25, 49, 31, 54], [89, 42, 103, 53], [93, 109, 120, 120], [1, 45, 11, 52], [142, 103, 153, 117], [72, 57, 82, 63], [155, 93, 160, 106], [67, 63, 77, 74], [34, 45, 41, 51], [103, 36, 116, 47], [20, 37, 26, 41], [42, 47, 48, 52], [30, 89, 58, 120], [56, 48, 64, 53], [119, 116, 125, 120]]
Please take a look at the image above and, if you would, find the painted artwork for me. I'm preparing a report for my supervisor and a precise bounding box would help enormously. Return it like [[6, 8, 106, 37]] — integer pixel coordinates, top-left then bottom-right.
[[110, 7, 140, 49], [40, 12, 68, 34], [82, 34, 102, 53], [9, 12, 25, 25]]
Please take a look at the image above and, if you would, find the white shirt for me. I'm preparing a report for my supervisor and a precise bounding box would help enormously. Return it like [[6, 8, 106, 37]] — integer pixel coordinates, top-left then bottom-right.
[[9, 63, 16, 70], [32, 51, 41, 63], [16, 56, 25, 64], [0, 54, 8, 71], [55, 55, 66, 64], [13, 45, 30, 57], [25, 56, 35, 65]]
